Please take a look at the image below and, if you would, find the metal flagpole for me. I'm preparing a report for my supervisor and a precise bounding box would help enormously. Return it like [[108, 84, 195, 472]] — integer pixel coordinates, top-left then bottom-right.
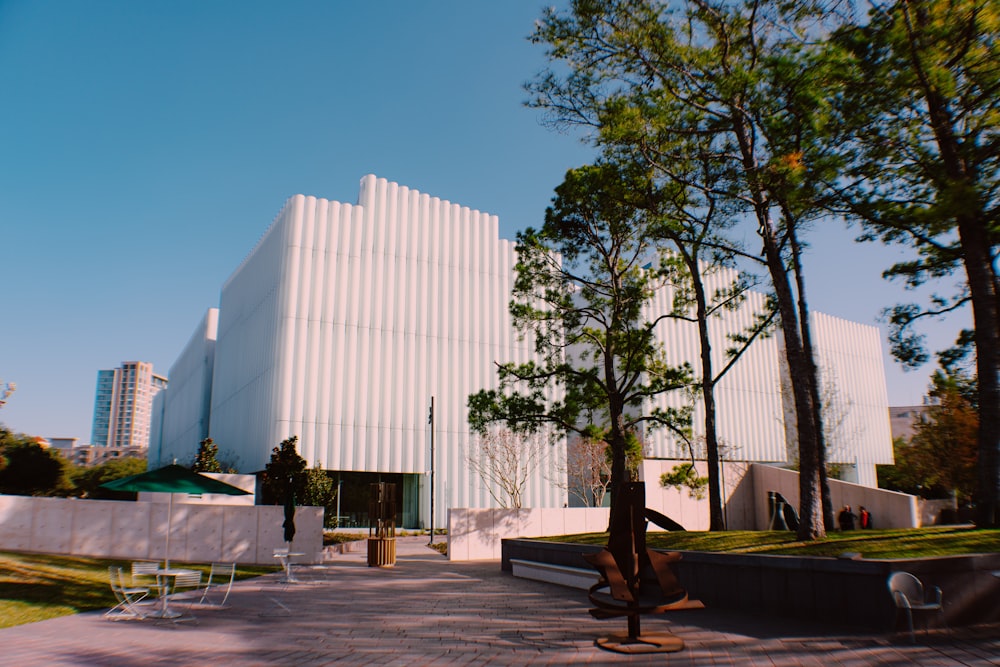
[[428, 396, 435, 546]]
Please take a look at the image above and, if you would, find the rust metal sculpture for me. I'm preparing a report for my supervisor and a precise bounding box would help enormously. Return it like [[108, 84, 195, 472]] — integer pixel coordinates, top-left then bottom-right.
[[583, 482, 704, 653]]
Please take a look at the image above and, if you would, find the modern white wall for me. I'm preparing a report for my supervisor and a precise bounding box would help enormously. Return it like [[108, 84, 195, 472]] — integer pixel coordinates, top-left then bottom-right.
[[151, 308, 218, 467], [0, 494, 323, 565], [448, 507, 611, 561], [645, 266, 789, 463], [642, 264, 893, 486], [198, 175, 566, 526], [155, 175, 896, 532], [811, 312, 895, 486], [641, 459, 755, 531]]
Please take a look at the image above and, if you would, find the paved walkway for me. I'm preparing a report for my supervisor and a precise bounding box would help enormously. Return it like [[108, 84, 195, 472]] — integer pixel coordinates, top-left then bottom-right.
[[3, 537, 999, 666]]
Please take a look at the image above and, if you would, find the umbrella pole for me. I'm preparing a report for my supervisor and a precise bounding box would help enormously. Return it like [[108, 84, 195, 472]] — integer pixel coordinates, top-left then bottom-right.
[[164, 493, 173, 570]]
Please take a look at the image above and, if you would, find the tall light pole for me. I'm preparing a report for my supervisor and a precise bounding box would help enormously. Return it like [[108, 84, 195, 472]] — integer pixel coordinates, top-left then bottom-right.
[[335, 475, 342, 528], [428, 396, 435, 546]]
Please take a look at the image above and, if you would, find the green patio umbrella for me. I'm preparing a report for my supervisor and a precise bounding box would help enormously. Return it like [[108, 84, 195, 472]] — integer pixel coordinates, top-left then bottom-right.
[[282, 483, 296, 546], [101, 463, 251, 568]]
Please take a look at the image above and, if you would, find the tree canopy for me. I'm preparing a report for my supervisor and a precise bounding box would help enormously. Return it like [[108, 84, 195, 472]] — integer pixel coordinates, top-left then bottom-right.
[[262, 436, 308, 504], [828, 0, 1000, 525], [528, 0, 842, 537], [0, 440, 74, 497], [191, 438, 223, 473], [72, 456, 148, 500], [879, 370, 979, 503], [468, 161, 692, 512]]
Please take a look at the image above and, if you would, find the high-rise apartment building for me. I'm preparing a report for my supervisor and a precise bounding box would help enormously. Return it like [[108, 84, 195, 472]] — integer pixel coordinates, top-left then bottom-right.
[[91, 361, 167, 448]]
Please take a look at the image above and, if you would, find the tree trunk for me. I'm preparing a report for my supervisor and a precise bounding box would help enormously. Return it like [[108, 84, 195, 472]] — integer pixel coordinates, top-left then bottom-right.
[[787, 218, 835, 530], [958, 223, 1000, 527], [606, 319, 630, 526], [732, 114, 825, 539], [760, 219, 825, 540], [693, 272, 726, 530], [903, 0, 1000, 527], [606, 404, 630, 529]]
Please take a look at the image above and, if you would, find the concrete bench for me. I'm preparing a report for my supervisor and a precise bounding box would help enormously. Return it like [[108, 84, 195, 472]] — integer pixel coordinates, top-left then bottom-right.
[[510, 558, 599, 590]]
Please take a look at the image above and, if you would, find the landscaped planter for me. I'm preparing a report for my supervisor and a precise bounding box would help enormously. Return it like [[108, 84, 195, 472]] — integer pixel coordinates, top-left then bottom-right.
[[502, 538, 1000, 629]]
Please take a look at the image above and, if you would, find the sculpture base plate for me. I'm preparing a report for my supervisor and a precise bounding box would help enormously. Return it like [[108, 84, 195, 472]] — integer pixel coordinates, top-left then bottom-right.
[[595, 632, 685, 654]]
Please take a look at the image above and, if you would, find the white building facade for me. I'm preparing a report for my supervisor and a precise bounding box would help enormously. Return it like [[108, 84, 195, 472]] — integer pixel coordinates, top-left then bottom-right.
[[153, 175, 893, 527], [644, 265, 894, 487], [154, 175, 565, 527]]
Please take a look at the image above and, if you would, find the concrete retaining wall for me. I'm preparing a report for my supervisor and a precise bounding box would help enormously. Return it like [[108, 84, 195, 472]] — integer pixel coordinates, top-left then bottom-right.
[[447, 507, 610, 560], [0, 494, 323, 565], [447, 463, 921, 561], [501, 538, 1000, 629], [743, 463, 919, 529]]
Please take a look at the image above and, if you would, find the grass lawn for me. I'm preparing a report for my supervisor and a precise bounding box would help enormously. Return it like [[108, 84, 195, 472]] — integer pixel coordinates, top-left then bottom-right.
[[539, 525, 1000, 559], [5, 527, 997, 629], [0, 552, 275, 629]]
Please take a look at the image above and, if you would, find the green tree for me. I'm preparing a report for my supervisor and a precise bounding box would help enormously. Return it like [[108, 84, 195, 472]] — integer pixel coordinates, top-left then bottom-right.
[[0, 441, 74, 496], [467, 162, 693, 515], [301, 461, 336, 525], [600, 115, 777, 529], [0, 425, 29, 451], [829, 0, 1000, 525], [262, 436, 307, 504], [879, 371, 980, 503], [191, 438, 223, 473], [877, 437, 929, 497], [72, 456, 148, 499], [660, 462, 709, 501], [529, 0, 840, 538]]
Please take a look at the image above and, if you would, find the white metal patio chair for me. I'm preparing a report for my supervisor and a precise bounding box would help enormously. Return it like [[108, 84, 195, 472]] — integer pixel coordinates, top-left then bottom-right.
[[131, 560, 162, 591], [887, 571, 947, 642], [106, 566, 153, 621], [155, 569, 202, 624], [198, 562, 236, 607], [166, 569, 203, 599]]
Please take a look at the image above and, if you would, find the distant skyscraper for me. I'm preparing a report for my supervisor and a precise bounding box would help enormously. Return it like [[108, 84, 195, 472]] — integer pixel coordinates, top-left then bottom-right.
[[90, 361, 167, 448]]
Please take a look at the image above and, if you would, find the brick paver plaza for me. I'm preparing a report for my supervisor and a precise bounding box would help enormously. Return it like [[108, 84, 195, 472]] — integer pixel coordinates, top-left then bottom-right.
[[3, 536, 998, 666]]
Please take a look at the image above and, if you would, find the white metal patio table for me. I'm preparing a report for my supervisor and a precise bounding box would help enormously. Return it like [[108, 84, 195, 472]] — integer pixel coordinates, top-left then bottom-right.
[[151, 568, 199, 619], [273, 550, 305, 583]]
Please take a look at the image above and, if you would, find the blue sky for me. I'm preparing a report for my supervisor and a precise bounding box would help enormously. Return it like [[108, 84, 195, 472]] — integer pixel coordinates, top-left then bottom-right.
[[0, 1, 970, 441]]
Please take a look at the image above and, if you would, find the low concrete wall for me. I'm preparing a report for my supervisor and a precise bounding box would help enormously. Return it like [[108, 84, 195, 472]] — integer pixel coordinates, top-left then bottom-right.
[[0, 494, 323, 565], [447, 508, 609, 561], [744, 463, 919, 530], [502, 538, 1000, 629], [446, 463, 920, 561], [919, 498, 960, 527]]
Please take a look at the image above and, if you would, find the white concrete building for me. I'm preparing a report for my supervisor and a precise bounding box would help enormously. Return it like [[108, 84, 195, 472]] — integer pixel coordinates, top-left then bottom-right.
[[153, 175, 565, 527], [645, 266, 894, 487], [152, 175, 893, 527]]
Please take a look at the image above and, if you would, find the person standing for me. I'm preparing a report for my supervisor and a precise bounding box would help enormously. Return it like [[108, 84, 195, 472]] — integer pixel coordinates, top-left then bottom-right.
[[859, 506, 872, 529], [838, 505, 857, 530]]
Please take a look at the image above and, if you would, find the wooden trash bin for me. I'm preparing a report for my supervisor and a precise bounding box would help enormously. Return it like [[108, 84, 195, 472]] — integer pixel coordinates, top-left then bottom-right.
[[367, 536, 397, 567], [367, 482, 397, 567]]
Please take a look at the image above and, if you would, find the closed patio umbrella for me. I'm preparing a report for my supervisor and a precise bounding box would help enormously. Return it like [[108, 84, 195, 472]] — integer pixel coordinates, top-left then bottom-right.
[[101, 464, 251, 568], [282, 483, 296, 546]]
